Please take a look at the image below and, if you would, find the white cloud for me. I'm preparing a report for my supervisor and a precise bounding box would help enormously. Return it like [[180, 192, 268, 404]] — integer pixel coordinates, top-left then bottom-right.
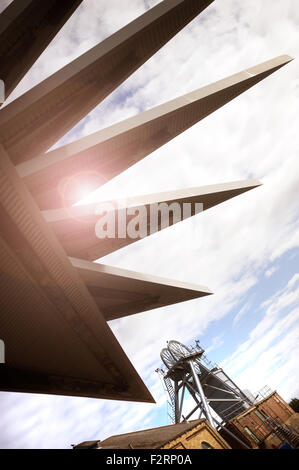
[[205, 334, 225, 353], [265, 266, 278, 278], [233, 301, 251, 326], [220, 275, 299, 399]]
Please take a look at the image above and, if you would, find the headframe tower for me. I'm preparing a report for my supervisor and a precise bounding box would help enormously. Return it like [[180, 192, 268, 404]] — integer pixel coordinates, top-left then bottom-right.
[[157, 340, 253, 428]]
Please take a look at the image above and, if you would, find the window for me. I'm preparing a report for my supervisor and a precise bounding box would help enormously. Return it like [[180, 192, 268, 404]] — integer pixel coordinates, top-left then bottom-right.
[[201, 441, 214, 449], [244, 426, 260, 443]]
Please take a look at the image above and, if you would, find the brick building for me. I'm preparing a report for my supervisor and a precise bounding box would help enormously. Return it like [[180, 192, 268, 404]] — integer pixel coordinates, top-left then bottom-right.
[[75, 419, 231, 449], [75, 392, 299, 450], [221, 391, 299, 449]]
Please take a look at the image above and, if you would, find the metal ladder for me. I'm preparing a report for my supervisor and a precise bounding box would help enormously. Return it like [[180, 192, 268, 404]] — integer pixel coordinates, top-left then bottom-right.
[[155, 368, 176, 424], [164, 376, 176, 423]]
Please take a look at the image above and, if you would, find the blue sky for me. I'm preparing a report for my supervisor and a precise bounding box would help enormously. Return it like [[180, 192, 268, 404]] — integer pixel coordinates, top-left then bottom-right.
[[0, 0, 298, 448]]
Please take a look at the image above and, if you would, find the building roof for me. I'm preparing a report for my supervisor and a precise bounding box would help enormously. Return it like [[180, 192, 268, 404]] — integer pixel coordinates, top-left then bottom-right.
[[92, 419, 207, 449], [229, 391, 277, 421], [74, 440, 101, 449]]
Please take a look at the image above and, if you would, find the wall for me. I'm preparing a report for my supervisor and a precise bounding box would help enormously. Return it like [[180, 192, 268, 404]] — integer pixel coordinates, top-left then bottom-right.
[[161, 421, 231, 449], [224, 391, 295, 449]]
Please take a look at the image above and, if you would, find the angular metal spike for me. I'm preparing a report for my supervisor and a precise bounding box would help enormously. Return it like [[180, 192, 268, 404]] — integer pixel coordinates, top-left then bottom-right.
[[0, 0, 215, 162], [0, 129, 154, 403], [0, 0, 83, 101], [42, 179, 262, 261], [70, 257, 212, 321], [17, 55, 292, 210]]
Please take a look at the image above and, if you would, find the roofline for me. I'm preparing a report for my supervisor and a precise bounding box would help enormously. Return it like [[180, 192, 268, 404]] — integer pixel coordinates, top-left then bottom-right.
[[101, 419, 205, 448], [160, 418, 231, 449], [229, 390, 277, 421]]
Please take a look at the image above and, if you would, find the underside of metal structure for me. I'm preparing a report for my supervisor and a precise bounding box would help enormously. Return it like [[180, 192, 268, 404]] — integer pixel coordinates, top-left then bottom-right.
[[158, 340, 253, 428], [0, 0, 292, 403]]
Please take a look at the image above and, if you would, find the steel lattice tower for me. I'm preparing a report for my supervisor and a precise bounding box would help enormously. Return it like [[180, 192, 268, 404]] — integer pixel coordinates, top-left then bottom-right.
[[157, 340, 254, 428]]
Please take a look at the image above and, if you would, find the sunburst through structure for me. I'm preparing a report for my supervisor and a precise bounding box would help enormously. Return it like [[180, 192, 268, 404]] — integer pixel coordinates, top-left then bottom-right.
[[0, 0, 292, 402]]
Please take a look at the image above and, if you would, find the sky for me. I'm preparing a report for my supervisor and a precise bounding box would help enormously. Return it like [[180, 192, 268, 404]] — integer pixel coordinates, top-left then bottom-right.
[[0, 0, 298, 449]]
